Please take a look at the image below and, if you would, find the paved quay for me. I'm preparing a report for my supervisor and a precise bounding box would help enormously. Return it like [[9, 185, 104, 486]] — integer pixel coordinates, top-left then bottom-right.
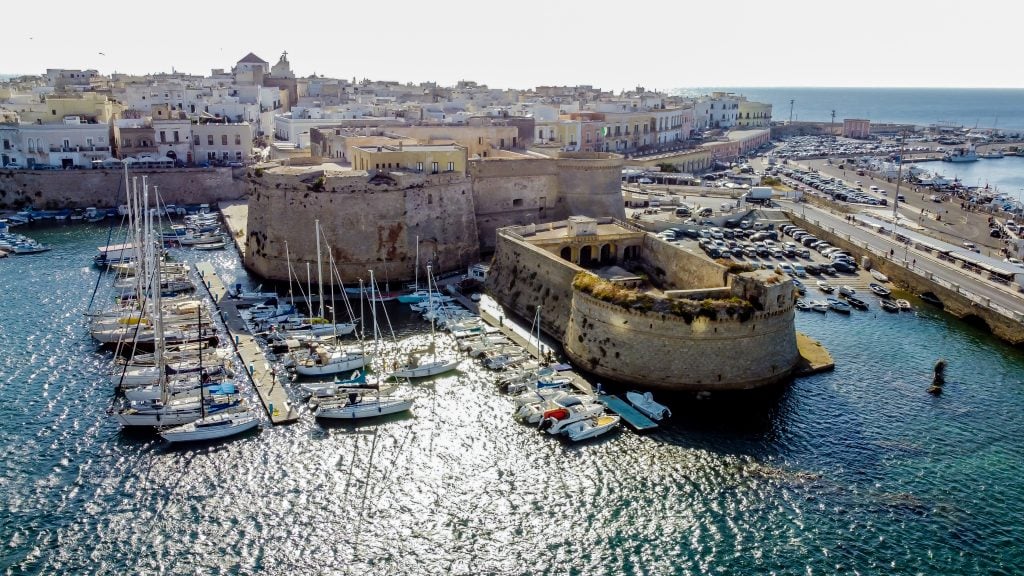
[[195, 261, 299, 425], [219, 200, 249, 256]]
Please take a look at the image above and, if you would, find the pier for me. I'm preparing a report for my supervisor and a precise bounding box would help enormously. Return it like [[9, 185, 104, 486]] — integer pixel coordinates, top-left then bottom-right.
[[195, 262, 299, 425]]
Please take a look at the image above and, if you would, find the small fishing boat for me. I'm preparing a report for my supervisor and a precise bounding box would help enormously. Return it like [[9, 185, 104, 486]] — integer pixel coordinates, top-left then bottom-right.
[[845, 295, 869, 310], [795, 299, 811, 311], [869, 283, 892, 298], [625, 391, 672, 421], [880, 299, 900, 313], [919, 292, 943, 308], [838, 285, 856, 297], [896, 299, 912, 311], [193, 239, 226, 250], [817, 281, 835, 293], [810, 300, 829, 313], [870, 269, 889, 282], [826, 297, 851, 314]]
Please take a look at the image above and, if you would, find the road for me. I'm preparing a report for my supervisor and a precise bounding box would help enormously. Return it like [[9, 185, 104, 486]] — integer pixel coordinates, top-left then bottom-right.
[[785, 200, 1024, 318]]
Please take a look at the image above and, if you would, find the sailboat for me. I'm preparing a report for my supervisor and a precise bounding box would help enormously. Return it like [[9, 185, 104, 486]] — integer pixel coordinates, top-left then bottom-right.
[[314, 270, 414, 419], [389, 265, 460, 379], [116, 178, 236, 428], [160, 306, 259, 443]]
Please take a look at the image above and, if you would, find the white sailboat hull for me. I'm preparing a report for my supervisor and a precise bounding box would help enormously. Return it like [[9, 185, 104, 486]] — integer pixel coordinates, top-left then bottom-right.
[[389, 359, 460, 379], [315, 397, 414, 419], [160, 413, 260, 443], [294, 354, 368, 376], [116, 407, 204, 427]]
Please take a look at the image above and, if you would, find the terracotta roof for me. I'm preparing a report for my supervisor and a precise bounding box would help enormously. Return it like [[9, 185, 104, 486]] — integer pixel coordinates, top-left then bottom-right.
[[237, 52, 267, 64]]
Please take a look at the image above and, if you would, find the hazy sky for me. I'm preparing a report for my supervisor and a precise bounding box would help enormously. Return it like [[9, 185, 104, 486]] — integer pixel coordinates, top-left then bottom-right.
[[5, 0, 1019, 91]]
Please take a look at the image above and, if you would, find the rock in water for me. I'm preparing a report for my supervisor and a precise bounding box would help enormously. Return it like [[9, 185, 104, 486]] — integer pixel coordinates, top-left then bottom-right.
[[930, 359, 947, 395]]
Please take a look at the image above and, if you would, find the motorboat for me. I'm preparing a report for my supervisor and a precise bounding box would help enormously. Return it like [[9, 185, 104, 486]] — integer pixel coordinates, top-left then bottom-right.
[[536, 396, 606, 434], [868, 283, 892, 298], [810, 300, 829, 313], [516, 392, 596, 424], [160, 411, 260, 443], [838, 285, 856, 297], [562, 415, 621, 442], [817, 281, 835, 293], [880, 299, 900, 313], [896, 299, 913, 311], [625, 391, 671, 421], [826, 297, 851, 314], [870, 269, 889, 282], [845, 295, 869, 310]]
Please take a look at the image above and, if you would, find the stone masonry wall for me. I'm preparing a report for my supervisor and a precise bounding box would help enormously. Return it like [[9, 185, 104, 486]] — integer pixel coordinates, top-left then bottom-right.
[[245, 171, 479, 284], [563, 290, 799, 391], [641, 234, 730, 289], [0, 167, 247, 210], [485, 229, 578, 336]]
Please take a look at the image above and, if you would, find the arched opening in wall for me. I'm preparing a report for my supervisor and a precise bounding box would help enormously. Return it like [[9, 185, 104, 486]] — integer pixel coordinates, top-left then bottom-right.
[[624, 245, 640, 261], [560, 246, 572, 262], [579, 245, 594, 267], [600, 243, 613, 265]]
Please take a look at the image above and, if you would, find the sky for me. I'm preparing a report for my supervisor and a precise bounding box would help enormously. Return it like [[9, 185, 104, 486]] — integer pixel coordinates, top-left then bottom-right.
[[4, 0, 1020, 91]]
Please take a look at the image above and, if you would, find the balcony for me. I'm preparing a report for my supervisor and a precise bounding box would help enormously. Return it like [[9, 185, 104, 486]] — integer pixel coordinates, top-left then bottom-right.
[[49, 145, 110, 153]]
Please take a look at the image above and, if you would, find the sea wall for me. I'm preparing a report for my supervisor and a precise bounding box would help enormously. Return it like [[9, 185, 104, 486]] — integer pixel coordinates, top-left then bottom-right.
[[244, 170, 479, 284], [788, 212, 1024, 345], [470, 157, 564, 252], [563, 280, 799, 391], [0, 167, 247, 209]]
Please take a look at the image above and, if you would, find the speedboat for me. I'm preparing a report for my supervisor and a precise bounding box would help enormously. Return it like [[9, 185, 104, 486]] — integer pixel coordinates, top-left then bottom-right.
[[562, 415, 621, 442], [516, 392, 597, 424], [827, 297, 851, 314], [625, 391, 671, 421], [536, 396, 606, 434], [880, 299, 900, 313], [869, 283, 892, 298], [896, 299, 912, 311]]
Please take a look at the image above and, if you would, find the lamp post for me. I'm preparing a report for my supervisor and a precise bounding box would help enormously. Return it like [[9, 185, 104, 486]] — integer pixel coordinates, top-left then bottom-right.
[[891, 129, 908, 244], [830, 109, 836, 140]]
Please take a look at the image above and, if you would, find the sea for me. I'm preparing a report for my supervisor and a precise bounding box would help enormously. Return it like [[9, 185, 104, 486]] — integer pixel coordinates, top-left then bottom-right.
[[678, 87, 1024, 133], [2, 221, 1024, 575]]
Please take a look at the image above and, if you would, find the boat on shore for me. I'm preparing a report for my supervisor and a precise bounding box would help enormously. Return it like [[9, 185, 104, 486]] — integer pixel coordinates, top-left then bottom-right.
[[826, 297, 851, 314], [869, 283, 892, 298], [919, 292, 943, 308], [880, 299, 900, 313], [870, 270, 889, 282], [896, 299, 913, 311], [817, 281, 834, 293]]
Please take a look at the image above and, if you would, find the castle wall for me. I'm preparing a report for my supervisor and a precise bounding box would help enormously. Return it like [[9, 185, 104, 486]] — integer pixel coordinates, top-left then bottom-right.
[[485, 228, 577, 337], [245, 171, 479, 284], [556, 153, 626, 220], [641, 235, 729, 289], [470, 157, 565, 251], [0, 167, 247, 210], [563, 288, 799, 391]]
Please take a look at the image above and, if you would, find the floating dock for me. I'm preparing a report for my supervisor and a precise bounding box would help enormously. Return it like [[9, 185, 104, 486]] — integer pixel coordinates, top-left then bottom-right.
[[195, 262, 299, 425], [598, 394, 659, 431]]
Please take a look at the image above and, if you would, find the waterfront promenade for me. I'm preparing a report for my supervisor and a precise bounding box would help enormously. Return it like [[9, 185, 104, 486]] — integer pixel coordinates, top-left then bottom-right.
[[195, 261, 298, 425]]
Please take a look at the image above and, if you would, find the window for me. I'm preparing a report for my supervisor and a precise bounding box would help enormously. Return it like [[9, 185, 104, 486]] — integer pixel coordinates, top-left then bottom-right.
[[431, 162, 439, 174], [512, 199, 523, 207], [207, 135, 214, 146], [173, 131, 179, 143], [447, 162, 454, 172], [416, 162, 423, 171], [160, 131, 166, 143], [235, 134, 241, 145], [123, 138, 132, 147], [221, 135, 228, 146], [52, 110, 56, 116], [236, 151, 242, 160]]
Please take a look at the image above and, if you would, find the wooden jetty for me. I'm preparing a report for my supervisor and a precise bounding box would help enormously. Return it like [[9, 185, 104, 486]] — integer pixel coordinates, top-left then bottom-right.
[[195, 262, 299, 425]]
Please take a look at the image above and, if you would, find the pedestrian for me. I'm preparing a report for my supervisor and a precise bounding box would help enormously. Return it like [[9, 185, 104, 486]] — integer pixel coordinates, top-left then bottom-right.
[[890, 248, 894, 257], [912, 258, 916, 267]]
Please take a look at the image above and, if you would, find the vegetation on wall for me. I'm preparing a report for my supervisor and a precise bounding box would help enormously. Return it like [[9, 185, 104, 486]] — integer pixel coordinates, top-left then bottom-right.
[[573, 271, 754, 323]]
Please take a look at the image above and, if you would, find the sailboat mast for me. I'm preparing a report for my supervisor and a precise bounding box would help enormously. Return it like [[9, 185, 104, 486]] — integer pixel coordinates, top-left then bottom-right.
[[198, 304, 205, 418], [369, 270, 379, 357], [316, 219, 324, 319], [426, 265, 436, 360], [143, 177, 167, 406], [285, 240, 294, 303], [414, 235, 419, 291]]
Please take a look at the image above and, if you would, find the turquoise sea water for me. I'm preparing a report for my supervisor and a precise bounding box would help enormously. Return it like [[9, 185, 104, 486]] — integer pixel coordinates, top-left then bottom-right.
[[2, 224, 1024, 574]]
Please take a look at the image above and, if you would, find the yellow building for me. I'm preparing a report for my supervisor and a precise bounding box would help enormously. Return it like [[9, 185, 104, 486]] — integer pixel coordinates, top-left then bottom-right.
[[737, 101, 772, 128], [18, 92, 119, 124], [387, 125, 519, 157], [351, 143, 467, 174]]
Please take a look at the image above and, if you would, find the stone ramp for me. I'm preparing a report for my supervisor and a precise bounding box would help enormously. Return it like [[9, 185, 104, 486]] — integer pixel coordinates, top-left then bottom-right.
[[793, 332, 835, 376]]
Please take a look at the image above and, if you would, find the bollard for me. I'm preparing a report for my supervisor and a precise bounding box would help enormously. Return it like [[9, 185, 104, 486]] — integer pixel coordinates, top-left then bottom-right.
[[269, 403, 274, 417], [235, 335, 239, 345], [249, 362, 255, 375]]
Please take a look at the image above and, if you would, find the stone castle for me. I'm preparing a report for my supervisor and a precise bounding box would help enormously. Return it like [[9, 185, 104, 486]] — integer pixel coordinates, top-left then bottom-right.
[[485, 217, 800, 391], [243, 150, 624, 283]]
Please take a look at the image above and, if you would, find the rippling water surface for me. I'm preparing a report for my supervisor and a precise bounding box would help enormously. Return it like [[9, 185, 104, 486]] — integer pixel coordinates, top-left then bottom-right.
[[2, 224, 1024, 575]]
